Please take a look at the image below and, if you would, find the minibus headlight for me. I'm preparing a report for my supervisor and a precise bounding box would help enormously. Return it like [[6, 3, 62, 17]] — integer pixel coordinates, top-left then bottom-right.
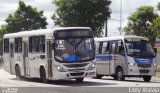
[[128, 62, 134, 66], [153, 63, 157, 66], [56, 65, 66, 72], [87, 63, 96, 70]]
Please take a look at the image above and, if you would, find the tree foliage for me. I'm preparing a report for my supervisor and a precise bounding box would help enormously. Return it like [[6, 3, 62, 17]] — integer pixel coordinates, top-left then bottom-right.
[[157, 2, 160, 10], [5, 1, 48, 33], [124, 6, 158, 45], [150, 16, 160, 39], [0, 25, 7, 53], [154, 2, 160, 38], [52, 0, 111, 36], [0, 1, 48, 53]]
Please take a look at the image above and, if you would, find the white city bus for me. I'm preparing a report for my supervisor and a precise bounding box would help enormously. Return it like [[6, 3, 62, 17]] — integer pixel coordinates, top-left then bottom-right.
[[95, 36, 157, 82], [3, 27, 96, 83]]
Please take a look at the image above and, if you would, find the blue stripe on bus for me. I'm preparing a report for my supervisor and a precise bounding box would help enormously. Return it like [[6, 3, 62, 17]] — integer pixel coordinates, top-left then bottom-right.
[[96, 55, 112, 61], [134, 58, 153, 64]]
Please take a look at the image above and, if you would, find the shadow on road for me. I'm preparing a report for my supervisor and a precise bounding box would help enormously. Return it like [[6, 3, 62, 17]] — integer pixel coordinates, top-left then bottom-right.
[[101, 77, 160, 83], [11, 77, 117, 86]]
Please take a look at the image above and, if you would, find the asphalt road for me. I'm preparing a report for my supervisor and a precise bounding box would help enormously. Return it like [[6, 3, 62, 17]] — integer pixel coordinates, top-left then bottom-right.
[[0, 69, 160, 93]]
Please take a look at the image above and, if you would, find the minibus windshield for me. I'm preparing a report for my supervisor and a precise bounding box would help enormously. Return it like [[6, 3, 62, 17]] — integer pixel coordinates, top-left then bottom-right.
[[125, 40, 155, 58]]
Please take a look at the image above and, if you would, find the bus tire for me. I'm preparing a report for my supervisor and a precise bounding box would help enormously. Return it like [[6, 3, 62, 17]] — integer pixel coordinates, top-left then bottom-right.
[[96, 75, 103, 79], [113, 76, 117, 80], [116, 68, 125, 81], [40, 67, 48, 83], [143, 76, 151, 82], [75, 78, 84, 83], [15, 65, 21, 80]]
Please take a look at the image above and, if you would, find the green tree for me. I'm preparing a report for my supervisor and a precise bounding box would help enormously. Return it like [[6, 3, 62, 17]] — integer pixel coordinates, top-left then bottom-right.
[[149, 16, 160, 39], [0, 25, 8, 53], [153, 2, 160, 38], [5, 0, 48, 33], [0, 1, 48, 53], [52, 0, 111, 36], [124, 6, 158, 46], [157, 2, 160, 10]]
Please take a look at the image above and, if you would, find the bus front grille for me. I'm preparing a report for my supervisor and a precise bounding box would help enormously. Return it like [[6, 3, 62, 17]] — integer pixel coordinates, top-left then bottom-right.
[[64, 63, 89, 68], [137, 64, 151, 73], [137, 64, 151, 67], [68, 68, 86, 72], [70, 72, 84, 76], [139, 70, 150, 73]]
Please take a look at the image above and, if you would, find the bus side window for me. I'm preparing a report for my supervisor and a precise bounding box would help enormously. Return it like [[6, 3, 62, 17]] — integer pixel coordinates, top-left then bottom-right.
[[95, 42, 99, 54], [4, 38, 9, 53], [111, 41, 124, 55], [99, 42, 103, 54], [39, 35, 45, 53], [111, 42, 117, 54], [95, 42, 103, 54], [102, 42, 110, 54], [117, 41, 125, 55], [29, 36, 39, 53], [15, 37, 22, 53]]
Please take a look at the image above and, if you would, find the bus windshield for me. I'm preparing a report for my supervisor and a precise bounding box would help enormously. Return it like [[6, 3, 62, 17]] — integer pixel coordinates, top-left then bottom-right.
[[125, 40, 155, 58], [54, 29, 95, 63]]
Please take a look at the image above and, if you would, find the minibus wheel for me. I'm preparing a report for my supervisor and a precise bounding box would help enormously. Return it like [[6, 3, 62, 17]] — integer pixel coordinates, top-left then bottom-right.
[[96, 75, 103, 79], [143, 76, 151, 82], [113, 76, 117, 80], [116, 68, 125, 81], [75, 78, 84, 83]]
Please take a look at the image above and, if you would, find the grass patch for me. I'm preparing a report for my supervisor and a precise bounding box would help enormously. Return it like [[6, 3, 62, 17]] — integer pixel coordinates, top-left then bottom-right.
[[156, 71, 160, 77]]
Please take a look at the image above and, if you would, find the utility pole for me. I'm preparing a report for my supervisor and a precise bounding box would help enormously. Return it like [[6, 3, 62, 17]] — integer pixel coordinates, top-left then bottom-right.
[[120, 0, 122, 35], [105, 19, 108, 37]]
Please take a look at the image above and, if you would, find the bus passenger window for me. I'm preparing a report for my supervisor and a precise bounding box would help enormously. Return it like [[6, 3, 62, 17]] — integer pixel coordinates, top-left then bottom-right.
[[15, 37, 22, 53], [117, 41, 124, 55], [4, 38, 9, 53], [111, 42, 116, 54], [95, 42, 100, 54], [102, 42, 110, 54], [29, 36, 39, 53], [39, 36, 45, 53], [98, 42, 103, 54]]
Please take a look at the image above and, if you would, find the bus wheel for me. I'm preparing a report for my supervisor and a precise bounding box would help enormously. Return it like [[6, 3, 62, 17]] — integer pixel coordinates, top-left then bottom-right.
[[96, 75, 103, 79], [116, 68, 125, 81], [113, 76, 117, 80], [75, 78, 84, 83], [15, 65, 21, 80], [40, 68, 48, 83], [143, 76, 151, 82]]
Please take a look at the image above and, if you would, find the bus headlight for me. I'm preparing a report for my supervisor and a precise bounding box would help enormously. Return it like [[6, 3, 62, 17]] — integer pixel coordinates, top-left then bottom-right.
[[128, 62, 134, 66], [153, 63, 157, 66], [87, 63, 96, 71], [56, 65, 66, 72]]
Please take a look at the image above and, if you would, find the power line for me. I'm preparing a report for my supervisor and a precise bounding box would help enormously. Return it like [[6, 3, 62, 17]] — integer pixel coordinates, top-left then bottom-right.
[[111, 11, 134, 13]]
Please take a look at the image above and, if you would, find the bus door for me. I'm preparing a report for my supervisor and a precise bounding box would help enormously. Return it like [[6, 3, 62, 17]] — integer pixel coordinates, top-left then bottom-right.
[[110, 41, 126, 75], [9, 43, 14, 74], [47, 40, 52, 78], [23, 41, 29, 76], [96, 42, 111, 75]]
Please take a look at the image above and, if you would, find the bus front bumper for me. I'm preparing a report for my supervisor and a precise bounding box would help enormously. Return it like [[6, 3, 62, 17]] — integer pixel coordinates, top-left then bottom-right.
[[128, 66, 156, 76], [51, 70, 96, 80]]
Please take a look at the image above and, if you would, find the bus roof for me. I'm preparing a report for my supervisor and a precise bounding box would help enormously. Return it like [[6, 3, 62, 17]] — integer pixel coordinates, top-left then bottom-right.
[[3, 27, 91, 38], [94, 36, 149, 41]]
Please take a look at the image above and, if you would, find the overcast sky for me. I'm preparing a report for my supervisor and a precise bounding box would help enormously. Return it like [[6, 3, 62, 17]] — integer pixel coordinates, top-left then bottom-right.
[[0, 0, 159, 36]]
